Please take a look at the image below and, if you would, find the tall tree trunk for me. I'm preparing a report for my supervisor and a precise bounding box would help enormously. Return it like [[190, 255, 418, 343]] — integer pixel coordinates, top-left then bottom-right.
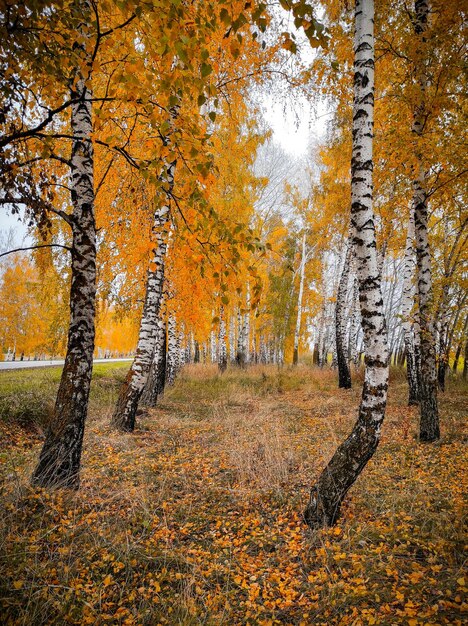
[[111, 98, 177, 432], [243, 284, 251, 365], [304, 0, 389, 528], [141, 318, 166, 408], [336, 238, 352, 388], [236, 308, 245, 367], [32, 9, 96, 489], [316, 304, 325, 367], [229, 314, 236, 364], [218, 305, 227, 373], [166, 314, 178, 385], [401, 209, 420, 404], [210, 328, 217, 363], [348, 276, 360, 365], [112, 198, 171, 431], [178, 327, 185, 368], [412, 0, 440, 441], [293, 232, 306, 366]]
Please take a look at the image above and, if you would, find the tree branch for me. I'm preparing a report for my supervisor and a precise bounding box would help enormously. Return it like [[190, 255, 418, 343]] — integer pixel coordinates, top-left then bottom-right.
[[0, 244, 72, 259]]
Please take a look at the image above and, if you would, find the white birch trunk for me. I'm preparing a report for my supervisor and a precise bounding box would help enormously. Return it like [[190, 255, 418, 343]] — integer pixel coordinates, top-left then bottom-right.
[[293, 232, 306, 366], [141, 317, 166, 407], [178, 327, 185, 367], [166, 314, 178, 385], [112, 102, 177, 431], [412, 0, 439, 441], [243, 284, 251, 365], [210, 328, 217, 363], [218, 305, 227, 372], [229, 314, 236, 364], [305, 0, 389, 528], [236, 308, 245, 366], [33, 2, 96, 488], [335, 238, 352, 387], [348, 276, 360, 365], [112, 196, 171, 431], [401, 209, 420, 404]]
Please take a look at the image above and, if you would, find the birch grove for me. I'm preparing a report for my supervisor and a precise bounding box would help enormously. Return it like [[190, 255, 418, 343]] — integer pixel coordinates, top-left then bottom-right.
[[0, 0, 465, 555]]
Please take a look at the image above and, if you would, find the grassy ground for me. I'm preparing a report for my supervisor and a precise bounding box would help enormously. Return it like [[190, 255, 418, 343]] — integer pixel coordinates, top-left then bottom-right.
[[0, 364, 466, 625]]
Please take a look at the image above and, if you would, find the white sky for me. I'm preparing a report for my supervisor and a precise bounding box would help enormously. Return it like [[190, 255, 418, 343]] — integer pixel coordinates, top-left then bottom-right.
[[262, 95, 328, 157]]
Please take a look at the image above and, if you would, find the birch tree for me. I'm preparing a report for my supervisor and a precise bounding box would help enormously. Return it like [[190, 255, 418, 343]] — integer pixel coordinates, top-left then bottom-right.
[[293, 232, 306, 366], [32, 1, 96, 488], [400, 209, 420, 405], [411, 0, 440, 441], [304, 0, 389, 527], [335, 238, 353, 388], [112, 190, 172, 432], [140, 317, 167, 408], [166, 314, 178, 386], [218, 305, 227, 373]]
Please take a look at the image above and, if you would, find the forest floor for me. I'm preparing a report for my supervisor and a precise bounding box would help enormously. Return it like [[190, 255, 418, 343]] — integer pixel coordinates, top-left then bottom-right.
[[0, 364, 466, 626]]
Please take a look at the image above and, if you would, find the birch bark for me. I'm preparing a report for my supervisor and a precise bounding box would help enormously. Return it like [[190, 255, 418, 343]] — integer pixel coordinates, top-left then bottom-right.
[[218, 305, 227, 373], [412, 0, 440, 441], [141, 317, 166, 408], [243, 284, 251, 365], [166, 314, 178, 385], [335, 239, 352, 388], [348, 276, 360, 365], [32, 3, 96, 488], [229, 314, 236, 364], [305, 0, 389, 528], [112, 195, 171, 431], [293, 232, 306, 366], [112, 104, 176, 431], [401, 209, 420, 404]]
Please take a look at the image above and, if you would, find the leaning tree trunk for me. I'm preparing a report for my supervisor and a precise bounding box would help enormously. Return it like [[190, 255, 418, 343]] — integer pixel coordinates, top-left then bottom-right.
[[401, 208, 420, 405], [304, 0, 389, 528], [335, 238, 352, 388], [218, 305, 227, 373], [32, 13, 96, 489], [141, 317, 167, 408], [112, 197, 171, 431], [412, 0, 440, 441], [293, 232, 307, 366], [112, 98, 177, 432]]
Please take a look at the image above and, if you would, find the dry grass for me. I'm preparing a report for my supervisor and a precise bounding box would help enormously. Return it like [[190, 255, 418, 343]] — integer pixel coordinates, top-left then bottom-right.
[[0, 364, 466, 625]]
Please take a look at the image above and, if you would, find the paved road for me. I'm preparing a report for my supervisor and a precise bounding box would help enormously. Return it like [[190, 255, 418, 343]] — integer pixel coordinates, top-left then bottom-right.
[[0, 358, 132, 371]]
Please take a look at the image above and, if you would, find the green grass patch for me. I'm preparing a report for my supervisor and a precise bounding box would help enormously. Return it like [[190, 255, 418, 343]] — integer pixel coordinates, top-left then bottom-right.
[[0, 361, 131, 428]]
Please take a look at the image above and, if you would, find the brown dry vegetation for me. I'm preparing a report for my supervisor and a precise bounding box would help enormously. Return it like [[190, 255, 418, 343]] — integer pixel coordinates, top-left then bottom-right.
[[0, 364, 467, 625]]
